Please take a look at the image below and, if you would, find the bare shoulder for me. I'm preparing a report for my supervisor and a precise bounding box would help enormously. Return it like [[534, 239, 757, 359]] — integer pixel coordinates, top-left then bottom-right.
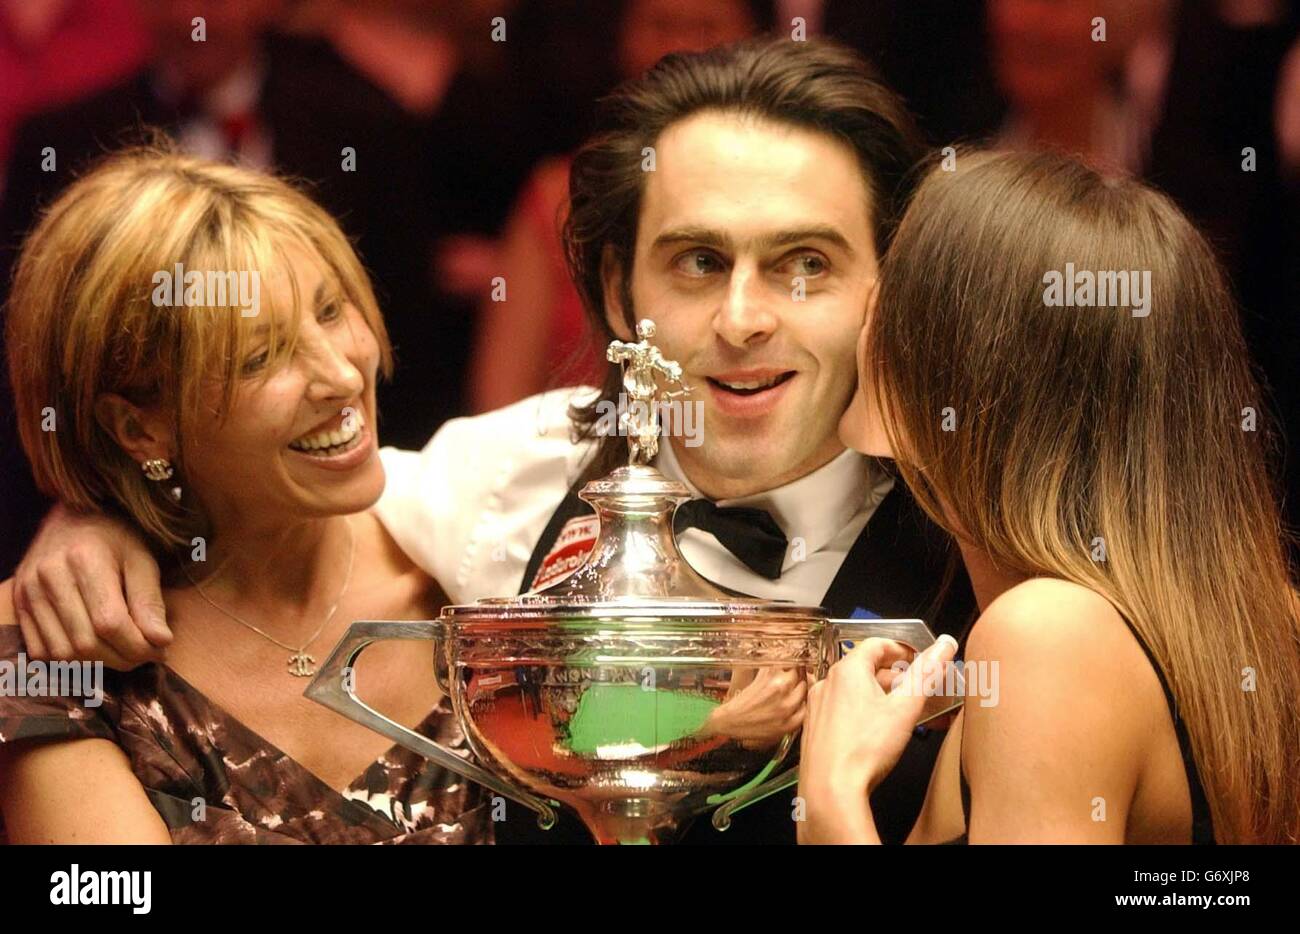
[[964, 576, 1164, 753], [967, 577, 1135, 669], [0, 578, 16, 628], [955, 578, 1163, 840]]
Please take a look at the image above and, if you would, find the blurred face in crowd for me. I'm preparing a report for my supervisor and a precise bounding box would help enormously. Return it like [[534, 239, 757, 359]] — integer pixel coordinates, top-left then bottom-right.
[[138, 0, 281, 91], [989, 0, 1112, 106], [618, 0, 756, 79], [606, 111, 877, 499]]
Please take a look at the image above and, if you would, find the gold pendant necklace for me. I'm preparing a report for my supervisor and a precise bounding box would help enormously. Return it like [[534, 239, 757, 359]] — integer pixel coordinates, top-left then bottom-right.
[[180, 518, 356, 677]]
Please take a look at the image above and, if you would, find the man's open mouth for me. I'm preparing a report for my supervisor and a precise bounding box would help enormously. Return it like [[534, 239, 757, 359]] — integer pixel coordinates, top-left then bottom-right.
[[706, 371, 796, 395]]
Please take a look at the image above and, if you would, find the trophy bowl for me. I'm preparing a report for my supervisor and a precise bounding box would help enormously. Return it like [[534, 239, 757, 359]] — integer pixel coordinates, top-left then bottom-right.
[[433, 603, 823, 845], [305, 466, 954, 844], [305, 320, 958, 844]]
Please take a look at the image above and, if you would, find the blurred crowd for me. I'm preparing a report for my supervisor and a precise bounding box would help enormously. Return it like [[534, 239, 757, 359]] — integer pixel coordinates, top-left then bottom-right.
[[2, 0, 1299, 577]]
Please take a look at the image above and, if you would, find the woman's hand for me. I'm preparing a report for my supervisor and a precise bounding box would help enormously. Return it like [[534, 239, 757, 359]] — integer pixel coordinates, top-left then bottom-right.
[[797, 634, 959, 844]]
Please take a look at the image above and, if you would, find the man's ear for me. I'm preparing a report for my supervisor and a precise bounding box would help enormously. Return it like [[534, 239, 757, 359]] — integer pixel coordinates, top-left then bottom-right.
[[600, 244, 635, 341], [93, 393, 175, 467]]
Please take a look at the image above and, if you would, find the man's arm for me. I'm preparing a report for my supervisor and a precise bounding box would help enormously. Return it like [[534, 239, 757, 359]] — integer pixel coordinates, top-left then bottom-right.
[[11, 506, 170, 668], [372, 389, 593, 604]]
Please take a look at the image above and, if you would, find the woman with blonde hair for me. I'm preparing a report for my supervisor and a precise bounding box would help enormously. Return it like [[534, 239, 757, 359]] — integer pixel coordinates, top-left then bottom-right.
[[0, 146, 489, 843], [800, 149, 1300, 845]]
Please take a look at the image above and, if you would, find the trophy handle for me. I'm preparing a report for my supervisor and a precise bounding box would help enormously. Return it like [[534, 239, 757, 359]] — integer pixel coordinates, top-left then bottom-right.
[[303, 620, 558, 830], [828, 618, 965, 724], [710, 617, 963, 832]]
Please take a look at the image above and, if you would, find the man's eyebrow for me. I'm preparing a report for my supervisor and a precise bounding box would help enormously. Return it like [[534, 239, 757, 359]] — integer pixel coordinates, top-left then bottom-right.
[[759, 225, 855, 255], [651, 226, 732, 250], [650, 225, 856, 255]]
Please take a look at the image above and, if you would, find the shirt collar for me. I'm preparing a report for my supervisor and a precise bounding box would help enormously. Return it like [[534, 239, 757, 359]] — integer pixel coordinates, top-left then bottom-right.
[[656, 439, 889, 560]]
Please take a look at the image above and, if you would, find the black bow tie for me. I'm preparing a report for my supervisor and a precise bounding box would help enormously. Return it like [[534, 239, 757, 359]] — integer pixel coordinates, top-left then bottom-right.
[[673, 499, 789, 580]]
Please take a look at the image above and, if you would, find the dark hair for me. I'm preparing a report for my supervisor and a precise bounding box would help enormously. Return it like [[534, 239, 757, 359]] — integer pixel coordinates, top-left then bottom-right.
[[562, 36, 925, 480]]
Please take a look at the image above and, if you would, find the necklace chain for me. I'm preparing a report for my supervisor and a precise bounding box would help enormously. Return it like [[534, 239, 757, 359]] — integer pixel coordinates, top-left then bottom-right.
[[179, 517, 356, 676]]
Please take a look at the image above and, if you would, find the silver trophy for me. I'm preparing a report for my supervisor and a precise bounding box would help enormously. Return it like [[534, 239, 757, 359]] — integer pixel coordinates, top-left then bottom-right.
[[306, 320, 960, 844]]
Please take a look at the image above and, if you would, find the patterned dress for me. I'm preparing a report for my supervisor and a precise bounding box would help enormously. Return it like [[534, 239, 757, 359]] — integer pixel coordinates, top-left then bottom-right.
[[0, 627, 491, 844]]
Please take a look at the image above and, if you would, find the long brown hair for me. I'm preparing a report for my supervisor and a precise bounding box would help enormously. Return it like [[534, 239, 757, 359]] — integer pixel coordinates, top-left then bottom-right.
[[562, 36, 924, 482], [866, 149, 1300, 842]]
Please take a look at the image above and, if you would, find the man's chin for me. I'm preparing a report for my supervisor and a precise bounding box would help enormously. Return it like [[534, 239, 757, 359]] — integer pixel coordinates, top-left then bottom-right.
[[676, 442, 804, 498]]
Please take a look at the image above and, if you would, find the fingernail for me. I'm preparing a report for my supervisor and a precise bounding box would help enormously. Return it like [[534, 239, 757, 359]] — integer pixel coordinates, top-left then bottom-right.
[[937, 634, 959, 652]]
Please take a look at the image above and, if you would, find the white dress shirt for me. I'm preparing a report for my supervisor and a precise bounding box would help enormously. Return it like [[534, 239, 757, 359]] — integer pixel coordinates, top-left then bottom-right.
[[373, 387, 894, 606]]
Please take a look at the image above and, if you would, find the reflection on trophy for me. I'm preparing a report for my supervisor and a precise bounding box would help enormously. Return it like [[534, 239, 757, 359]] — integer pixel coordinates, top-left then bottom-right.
[[306, 321, 960, 844]]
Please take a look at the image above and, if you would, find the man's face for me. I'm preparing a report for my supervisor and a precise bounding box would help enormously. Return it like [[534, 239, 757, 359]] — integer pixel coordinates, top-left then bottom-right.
[[607, 111, 879, 499], [140, 0, 278, 91]]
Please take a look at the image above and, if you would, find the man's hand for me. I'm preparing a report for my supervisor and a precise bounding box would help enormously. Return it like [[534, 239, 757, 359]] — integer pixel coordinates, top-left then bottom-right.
[[12, 505, 171, 669], [701, 666, 809, 747]]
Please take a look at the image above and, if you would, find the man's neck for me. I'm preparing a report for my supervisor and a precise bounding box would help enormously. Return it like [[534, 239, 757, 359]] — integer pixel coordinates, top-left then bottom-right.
[[1021, 91, 1106, 159]]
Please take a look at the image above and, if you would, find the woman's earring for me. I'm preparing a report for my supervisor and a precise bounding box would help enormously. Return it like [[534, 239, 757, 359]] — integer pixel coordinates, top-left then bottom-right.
[[141, 458, 173, 481], [142, 458, 182, 501]]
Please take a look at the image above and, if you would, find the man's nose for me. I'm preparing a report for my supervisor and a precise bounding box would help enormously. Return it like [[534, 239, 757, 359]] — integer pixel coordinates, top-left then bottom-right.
[[715, 262, 778, 348]]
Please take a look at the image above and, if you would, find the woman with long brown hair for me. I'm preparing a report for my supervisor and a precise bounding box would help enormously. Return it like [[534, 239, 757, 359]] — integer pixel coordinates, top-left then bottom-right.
[[799, 149, 1300, 844]]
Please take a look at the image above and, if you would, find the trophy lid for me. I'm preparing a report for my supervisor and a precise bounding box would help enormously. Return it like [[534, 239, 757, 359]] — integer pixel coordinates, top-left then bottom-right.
[[442, 321, 825, 624]]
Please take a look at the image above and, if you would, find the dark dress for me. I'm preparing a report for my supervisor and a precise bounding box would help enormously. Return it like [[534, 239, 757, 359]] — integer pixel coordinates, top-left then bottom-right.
[[0, 627, 491, 844]]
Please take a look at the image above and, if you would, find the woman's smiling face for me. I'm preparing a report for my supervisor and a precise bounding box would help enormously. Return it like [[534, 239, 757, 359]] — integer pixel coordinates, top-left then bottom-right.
[[179, 243, 385, 533]]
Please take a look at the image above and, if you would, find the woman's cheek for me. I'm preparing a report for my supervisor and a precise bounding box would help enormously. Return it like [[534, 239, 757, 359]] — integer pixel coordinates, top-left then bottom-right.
[[839, 381, 894, 458], [838, 384, 871, 452]]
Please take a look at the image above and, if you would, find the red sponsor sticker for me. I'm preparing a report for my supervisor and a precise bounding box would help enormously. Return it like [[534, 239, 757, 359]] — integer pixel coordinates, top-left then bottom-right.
[[530, 514, 599, 589]]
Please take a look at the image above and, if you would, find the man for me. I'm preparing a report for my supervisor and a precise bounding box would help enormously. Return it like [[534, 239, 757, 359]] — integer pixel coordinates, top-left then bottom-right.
[[11, 38, 973, 845]]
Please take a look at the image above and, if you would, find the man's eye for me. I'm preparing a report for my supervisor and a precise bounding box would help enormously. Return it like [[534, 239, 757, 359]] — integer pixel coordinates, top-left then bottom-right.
[[674, 250, 724, 277], [780, 253, 828, 278]]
